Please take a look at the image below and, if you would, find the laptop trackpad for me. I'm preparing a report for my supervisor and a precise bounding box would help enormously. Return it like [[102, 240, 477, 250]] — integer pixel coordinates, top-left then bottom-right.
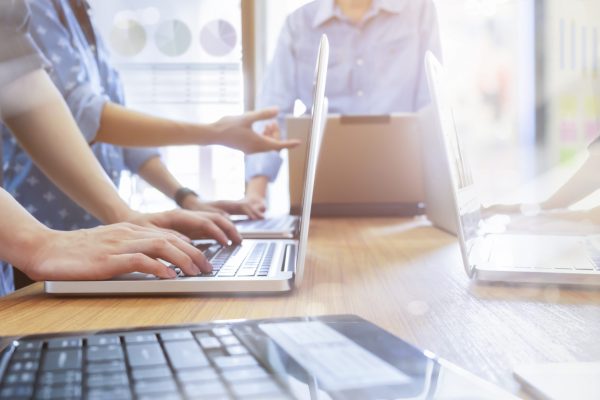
[[487, 235, 593, 269], [111, 272, 158, 281]]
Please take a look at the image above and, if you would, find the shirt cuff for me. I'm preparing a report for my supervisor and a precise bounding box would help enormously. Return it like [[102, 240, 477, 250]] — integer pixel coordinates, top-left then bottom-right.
[[123, 147, 161, 173], [245, 151, 283, 182], [69, 89, 108, 143], [0, 33, 48, 89]]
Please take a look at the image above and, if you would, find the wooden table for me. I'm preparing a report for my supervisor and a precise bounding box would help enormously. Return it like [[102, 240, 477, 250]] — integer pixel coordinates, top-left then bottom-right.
[[1, 218, 599, 397]]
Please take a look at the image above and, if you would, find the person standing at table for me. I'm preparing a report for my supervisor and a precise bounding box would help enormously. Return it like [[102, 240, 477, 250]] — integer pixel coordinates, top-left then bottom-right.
[[245, 0, 442, 211], [0, 0, 220, 296], [2, 0, 282, 235]]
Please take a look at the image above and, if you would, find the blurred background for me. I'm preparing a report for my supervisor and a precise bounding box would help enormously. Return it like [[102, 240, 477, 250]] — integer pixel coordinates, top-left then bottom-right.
[[89, 0, 600, 213]]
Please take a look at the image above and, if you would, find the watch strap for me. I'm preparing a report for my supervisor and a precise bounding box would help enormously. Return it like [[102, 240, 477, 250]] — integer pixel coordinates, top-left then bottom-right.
[[174, 187, 199, 208]]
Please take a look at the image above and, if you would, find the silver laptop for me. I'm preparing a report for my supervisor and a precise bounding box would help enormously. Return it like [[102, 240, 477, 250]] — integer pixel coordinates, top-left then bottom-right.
[[234, 214, 298, 239], [44, 35, 330, 294], [420, 104, 458, 235], [426, 52, 600, 286], [287, 114, 425, 216]]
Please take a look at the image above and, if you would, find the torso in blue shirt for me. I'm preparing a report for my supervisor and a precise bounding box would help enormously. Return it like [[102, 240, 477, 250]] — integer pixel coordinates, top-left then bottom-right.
[[246, 0, 442, 181], [2, 0, 128, 231], [0, 0, 159, 296]]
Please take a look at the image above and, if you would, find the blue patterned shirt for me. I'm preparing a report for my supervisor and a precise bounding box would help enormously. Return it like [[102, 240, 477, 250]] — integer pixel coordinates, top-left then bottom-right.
[[246, 0, 442, 182], [0, 0, 159, 295], [2, 0, 159, 231], [0, 0, 49, 296]]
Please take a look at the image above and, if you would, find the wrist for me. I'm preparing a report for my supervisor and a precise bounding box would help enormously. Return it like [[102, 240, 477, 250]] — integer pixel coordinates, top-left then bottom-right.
[[11, 224, 53, 278], [175, 187, 199, 208], [177, 191, 202, 210], [246, 176, 268, 199], [192, 121, 219, 146]]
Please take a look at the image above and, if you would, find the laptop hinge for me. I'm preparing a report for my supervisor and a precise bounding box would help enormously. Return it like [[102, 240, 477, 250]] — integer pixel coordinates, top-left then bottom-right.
[[282, 244, 297, 273]]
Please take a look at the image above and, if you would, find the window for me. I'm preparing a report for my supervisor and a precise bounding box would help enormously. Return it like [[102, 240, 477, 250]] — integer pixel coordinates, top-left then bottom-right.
[[90, 0, 244, 211]]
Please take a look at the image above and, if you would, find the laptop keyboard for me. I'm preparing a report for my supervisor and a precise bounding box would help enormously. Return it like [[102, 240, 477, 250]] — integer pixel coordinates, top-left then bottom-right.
[[236, 217, 295, 231], [171, 243, 278, 278], [0, 326, 293, 400]]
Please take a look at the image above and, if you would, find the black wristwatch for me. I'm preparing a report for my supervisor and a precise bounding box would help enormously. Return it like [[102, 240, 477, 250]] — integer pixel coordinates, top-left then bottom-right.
[[174, 187, 199, 208]]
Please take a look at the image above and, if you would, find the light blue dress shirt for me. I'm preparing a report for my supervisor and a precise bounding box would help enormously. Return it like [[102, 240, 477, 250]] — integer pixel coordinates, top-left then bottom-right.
[[1, 0, 160, 232], [246, 0, 442, 182]]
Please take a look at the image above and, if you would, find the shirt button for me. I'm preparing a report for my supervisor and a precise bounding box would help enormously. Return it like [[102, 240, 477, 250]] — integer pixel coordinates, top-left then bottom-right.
[[357, 90, 364, 97], [356, 58, 364, 66]]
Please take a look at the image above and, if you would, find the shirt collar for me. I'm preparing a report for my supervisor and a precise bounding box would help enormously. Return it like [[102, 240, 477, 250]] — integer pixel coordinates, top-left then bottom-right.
[[312, 0, 407, 28]]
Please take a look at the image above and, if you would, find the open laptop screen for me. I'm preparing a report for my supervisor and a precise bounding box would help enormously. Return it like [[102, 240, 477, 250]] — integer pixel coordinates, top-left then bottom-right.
[[425, 53, 485, 278], [294, 35, 329, 285]]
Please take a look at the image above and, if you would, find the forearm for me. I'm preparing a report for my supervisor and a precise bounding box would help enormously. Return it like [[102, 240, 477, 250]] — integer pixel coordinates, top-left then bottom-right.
[[0, 189, 48, 271], [246, 176, 269, 198], [1, 71, 133, 224], [97, 103, 218, 147], [136, 156, 183, 200]]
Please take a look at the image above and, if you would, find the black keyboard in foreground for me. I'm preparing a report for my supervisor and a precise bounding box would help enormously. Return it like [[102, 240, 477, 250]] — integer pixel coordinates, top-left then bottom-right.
[[0, 325, 292, 400]]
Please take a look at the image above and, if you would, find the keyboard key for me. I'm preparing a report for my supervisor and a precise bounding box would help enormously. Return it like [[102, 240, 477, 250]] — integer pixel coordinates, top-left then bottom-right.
[[188, 395, 231, 400], [198, 337, 221, 349], [163, 340, 209, 369], [47, 338, 82, 349], [35, 384, 82, 399], [160, 330, 193, 341], [87, 387, 132, 400], [124, 333, 157, 344], [42, 349, 82, 371], [9, 360, 39, 373], [86, 335, 120, 346], [87, 345, 124, 362], [13, 349, 41, 361], [222, 367, 269, 382], [125, 343, 167, 367], [87, 372, 129, 388], [138, 394, 180, 400], [17, 340, 43, 351], [213, 327, 233, 336], [213, 355, 258, 370], [39, 370, 82, 385], [241, 395, 291, 400], [0, 385, 34, 398], [237, 268, 257, 277], [134, 378, 178, 395], [131, 366, 172, 381], [86, 360, 126, 374], [230, 380, 281, 397], [227, 345, 249, 356], [217, 269, 237, 277], [3, 371, 36, 385], [183, 381, 227, 397], [177, 368, 219, 383], [220, 336, 240, 346]]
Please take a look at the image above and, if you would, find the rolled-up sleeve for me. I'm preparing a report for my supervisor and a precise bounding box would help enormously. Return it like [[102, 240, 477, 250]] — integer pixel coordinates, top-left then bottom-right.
[[123, 147, 161, 173], [26, 0, 106, 143], [0, 0, 48, 89], [245, 151, 284, 182], [245, 17, 299, 182]]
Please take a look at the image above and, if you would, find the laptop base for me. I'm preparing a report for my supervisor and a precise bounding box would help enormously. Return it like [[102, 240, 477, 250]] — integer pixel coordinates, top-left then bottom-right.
[[291, 202, 425, 217], [474, 268, 600, 287]]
